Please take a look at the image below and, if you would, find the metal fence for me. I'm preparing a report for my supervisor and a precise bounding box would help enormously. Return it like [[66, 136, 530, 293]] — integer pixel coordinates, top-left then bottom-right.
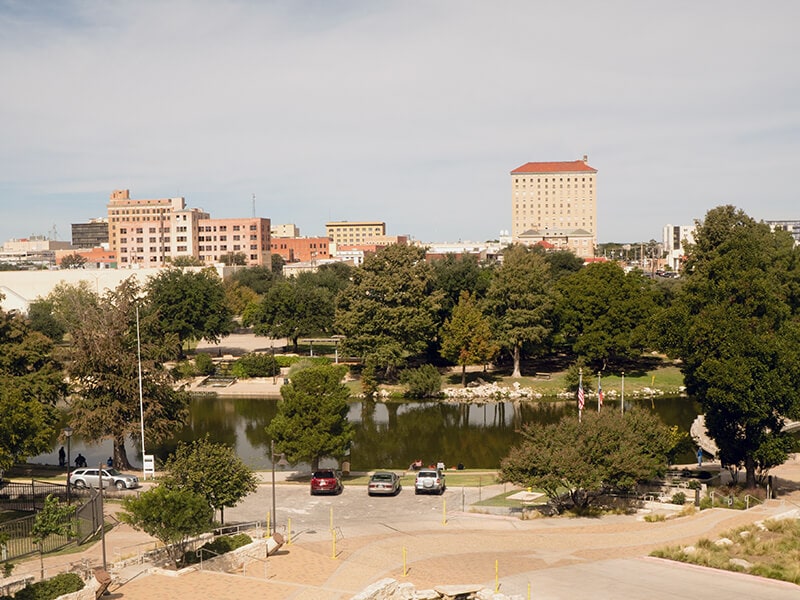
[[0, 483, 103, 563]]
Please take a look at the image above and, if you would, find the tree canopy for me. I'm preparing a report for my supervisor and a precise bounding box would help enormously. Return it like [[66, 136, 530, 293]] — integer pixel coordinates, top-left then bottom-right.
[[146, 267, 233, 358], [161, 436, 258, 524], [335, 244, 442, 377], [500, 409, 673, 512], [440, 291, 498, 386], [267, 364, 354, 470], [657, 206, 800, 487], [554, 261, 659, 369]]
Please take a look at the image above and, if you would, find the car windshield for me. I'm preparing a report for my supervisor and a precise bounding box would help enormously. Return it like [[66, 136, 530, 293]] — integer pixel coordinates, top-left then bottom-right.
[[105, 468, 122, 476], [313, 471, 335, 479], [418, 471, 438, 477], [372, 473, 392, 481]]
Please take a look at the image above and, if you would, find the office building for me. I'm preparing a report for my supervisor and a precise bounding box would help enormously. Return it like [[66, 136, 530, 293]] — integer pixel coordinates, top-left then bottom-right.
[[511, 156, 597, 258]]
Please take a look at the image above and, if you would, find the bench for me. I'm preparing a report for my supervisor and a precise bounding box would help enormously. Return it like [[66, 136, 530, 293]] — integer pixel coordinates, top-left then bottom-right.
[[535, 372, 551, 380]]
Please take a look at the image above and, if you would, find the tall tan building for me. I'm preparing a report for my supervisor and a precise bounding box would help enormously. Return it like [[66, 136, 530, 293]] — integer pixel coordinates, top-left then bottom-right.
[[510, 156, 597, 258], [107, 189, 270, 267]]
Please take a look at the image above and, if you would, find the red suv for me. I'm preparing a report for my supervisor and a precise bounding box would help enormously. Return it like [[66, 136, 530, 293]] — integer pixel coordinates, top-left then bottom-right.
[[310, 469, 343, 495]]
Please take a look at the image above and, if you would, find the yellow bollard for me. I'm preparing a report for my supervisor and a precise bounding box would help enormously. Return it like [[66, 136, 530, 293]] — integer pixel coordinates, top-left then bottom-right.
[[528, 581, 531, 600], [266, 511, 271, 537], [403, 547, 407, 577], [287, 518, 292, 545], [442, 497, 447, 526], [495, 559, 499, 592], [331, 528, 336, 559]]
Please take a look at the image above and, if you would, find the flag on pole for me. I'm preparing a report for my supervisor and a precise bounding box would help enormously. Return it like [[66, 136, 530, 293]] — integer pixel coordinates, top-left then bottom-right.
[[578, 382, 585, 410]]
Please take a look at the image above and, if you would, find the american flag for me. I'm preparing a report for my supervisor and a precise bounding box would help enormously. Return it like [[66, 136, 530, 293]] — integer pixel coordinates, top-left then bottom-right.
[[598, 379, 604, 408], [577, 382, 585, 410]]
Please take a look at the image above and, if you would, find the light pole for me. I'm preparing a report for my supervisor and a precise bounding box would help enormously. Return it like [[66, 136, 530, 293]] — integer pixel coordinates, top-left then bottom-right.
[[63, 426, 73, 505], [270, 440, 277, 529]]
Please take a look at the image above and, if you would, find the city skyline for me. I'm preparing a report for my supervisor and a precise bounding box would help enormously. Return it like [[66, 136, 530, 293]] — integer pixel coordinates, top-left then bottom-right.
[[1, 2, 798, 246]]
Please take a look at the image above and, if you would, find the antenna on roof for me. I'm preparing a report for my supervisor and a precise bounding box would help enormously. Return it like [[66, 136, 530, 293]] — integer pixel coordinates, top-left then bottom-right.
[[49, 224, 58, 241], [252, 193, 256, 218]]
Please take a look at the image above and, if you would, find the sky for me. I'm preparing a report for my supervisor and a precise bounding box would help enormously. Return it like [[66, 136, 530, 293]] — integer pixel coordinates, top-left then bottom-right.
[[1, 1, 798, 246]]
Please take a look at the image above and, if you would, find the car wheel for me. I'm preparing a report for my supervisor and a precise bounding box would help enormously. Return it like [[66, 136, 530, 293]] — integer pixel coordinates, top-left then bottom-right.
[[74, 480, 86, 489], [115, 481, 126, 490]]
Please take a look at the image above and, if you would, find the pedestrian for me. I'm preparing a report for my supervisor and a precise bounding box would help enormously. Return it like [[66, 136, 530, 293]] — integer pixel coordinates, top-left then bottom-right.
[[697, 447, 703, 467], [106, 457, 113, 468], [58, 446, 66, 467], [75, 453, 86, 468]]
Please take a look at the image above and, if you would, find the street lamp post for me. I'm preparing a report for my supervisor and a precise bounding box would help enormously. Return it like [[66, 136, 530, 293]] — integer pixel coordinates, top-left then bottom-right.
[[63, 426, 73, 505], [270, 440, 277, 528]]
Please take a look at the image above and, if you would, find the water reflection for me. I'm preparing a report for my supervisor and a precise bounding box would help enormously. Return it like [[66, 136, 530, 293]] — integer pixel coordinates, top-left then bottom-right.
[[36, 396, 700, 471]]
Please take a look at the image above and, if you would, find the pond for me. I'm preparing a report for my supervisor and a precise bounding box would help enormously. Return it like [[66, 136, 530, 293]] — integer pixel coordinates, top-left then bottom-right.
[[36, 395, 701, 471]]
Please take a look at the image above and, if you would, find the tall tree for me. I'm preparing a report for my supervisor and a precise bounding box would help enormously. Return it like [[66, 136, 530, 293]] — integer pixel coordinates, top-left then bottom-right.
[[430, 254, 493, 319], [440, 291, 498, 386], [484, 245, 553, 378], [161, 436, 258, 524], [59, 252, 87, 269], [0, 302, 65, 471], [31, 495, 76, 580], [267, 364, 354, 471], [146, 267, 233, 358], [657, 206, 800, 488], [65, 279, 189, 469], [554, 261, 659, 369], [335, 244, 442, 378]]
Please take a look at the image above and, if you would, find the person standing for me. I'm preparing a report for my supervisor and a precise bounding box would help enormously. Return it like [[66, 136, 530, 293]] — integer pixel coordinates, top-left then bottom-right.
[[697, 447, 703, 467], [58, 446, 66, 467]]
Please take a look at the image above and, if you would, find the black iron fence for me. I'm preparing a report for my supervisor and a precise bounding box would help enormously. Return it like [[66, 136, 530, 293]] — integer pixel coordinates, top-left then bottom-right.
[[0, 482, 103, 563]]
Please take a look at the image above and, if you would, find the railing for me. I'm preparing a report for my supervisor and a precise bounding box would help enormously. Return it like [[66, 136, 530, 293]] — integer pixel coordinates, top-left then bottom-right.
[[744, 495, 763, 510]]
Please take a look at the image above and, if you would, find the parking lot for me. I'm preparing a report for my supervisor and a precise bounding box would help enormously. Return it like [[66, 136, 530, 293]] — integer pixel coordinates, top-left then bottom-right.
[[227, 475, 500, 542]]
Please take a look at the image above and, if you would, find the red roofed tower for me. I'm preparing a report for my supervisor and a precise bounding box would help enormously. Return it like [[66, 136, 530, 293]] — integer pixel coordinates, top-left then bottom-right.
[[510, 155, 597, 259]]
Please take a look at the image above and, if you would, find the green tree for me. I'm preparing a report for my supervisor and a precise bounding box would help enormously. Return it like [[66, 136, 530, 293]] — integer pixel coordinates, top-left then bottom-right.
[[335, 245, 443, 378], [657, 206, 800, 488], [267, 364, 354, 470], [230, 265, 278, 295], [440, 291, 498, 386], [399, 364, 442, 398], [554, 261, 659, 369], [26, 298, 66, 342], [59, 252, 87, 269], [31, 495, 76, 580], [0, 303, 64, 471], [542, 249, 585, 280], [484, 245, 553, 378], [65, 279, 189, 469], [170, 255, 204, 267], [271, 253, 285, 275], [220, 252, 247, 266], [222, 279, 259, 317], [500, 409, 672, 512], [121, 486, 214, 567], [430, 254, 493, 319], [161, 436, 258, 524], [146, 267, 233, 358]]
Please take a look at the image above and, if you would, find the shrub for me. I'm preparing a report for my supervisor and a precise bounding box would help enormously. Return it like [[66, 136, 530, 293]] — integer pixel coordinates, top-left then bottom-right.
[[671, 492, 686, 505], [172, 360, 196, 379], [400, 364, 442, 398], [230, 353, 279, 378], [13, 572, 84, 600], [182, 533, 252, 565], [194, 353, 216, 376]]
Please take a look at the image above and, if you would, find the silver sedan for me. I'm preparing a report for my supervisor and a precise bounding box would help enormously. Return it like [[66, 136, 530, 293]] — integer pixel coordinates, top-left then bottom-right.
[[367, 471, 402, 496]]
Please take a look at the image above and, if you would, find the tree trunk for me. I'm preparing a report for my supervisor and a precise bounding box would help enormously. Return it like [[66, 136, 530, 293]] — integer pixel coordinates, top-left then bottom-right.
[[745, 455, 757, 489], [512, 344, 522, 378], [219, 506, 225, 525], [461, 364, 466, 387], [114, 435, 134, 471], [311, 456, 320, 471]]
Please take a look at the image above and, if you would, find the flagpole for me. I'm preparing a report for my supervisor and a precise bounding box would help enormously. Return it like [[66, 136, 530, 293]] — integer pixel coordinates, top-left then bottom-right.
[[578, 368, 583, 423], [597, 372, 601, 413], [621, 371, 625, 416]]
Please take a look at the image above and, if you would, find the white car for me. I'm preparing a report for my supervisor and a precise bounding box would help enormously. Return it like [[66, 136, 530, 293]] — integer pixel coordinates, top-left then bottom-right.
[[414, 469, 446, 495], [69, 467, 140, 490]]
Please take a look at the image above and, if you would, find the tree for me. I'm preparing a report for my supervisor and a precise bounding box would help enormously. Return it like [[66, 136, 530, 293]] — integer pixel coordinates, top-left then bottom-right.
[[146, 267, 233, 358], [170, 256, 204, 267], [245, 277, 336, 350], [230, 265, 278, 295], [543, 249, 584, 280], [554, 262, 659, 369], [0, 303, 64, 471], [31, 495, 76, 579], [656, 206, 800, 488], [430, 254, 493, 319], [500, 409, 672, 512], [65, 279, 189, 469], [121, 486, 214, 567], [271, 253, 285, 274], [484, 245, 553, 378], [161, 436, 258, 524], [267, 364, 354, 470], [335, 245, 443, 378], [440, 291, 498, 386], [26, 299, 66, 342], [59, 252, 86, 269]]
